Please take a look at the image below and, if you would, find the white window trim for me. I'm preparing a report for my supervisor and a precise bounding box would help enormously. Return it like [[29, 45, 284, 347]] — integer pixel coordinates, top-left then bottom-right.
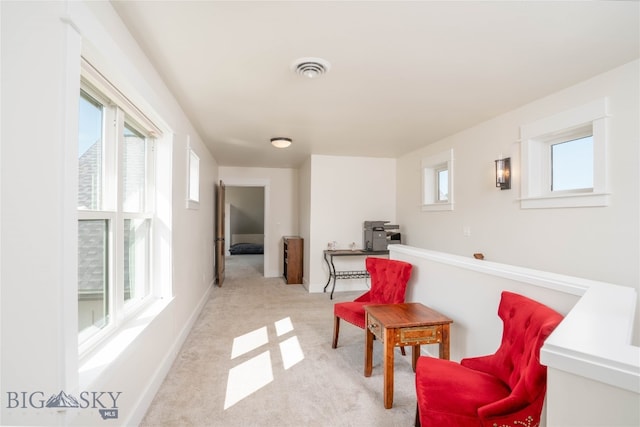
[[520, 98, 610, 209], [78, 59, 167, 359], [421, 149, 454, 211], [81, 58, 162, 137]]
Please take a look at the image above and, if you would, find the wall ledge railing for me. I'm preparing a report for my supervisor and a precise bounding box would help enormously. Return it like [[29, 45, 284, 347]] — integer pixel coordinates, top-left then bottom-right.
[[390, 244, 639, 394]]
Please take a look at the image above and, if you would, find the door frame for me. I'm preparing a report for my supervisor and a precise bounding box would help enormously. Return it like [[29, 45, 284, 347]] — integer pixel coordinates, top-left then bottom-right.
[[215, 180, 226, 286], [222, 178, 270, 277]]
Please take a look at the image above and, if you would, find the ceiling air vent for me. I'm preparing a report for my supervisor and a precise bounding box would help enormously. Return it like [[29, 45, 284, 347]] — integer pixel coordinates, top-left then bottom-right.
[[291, 57, 331, 79]]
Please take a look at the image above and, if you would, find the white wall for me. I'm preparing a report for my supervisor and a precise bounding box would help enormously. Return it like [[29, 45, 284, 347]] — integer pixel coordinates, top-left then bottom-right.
[[396, 59, 640, 341], [226, 186, 265, 235], [1, 2, 217, 425], [307, 155, 396, 293], [546, 369, 640, 426], [219, 167, 299, 278], [1, 4, 79, 425]]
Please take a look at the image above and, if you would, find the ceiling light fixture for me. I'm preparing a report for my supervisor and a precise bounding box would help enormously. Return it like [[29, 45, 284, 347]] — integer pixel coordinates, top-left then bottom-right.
[[291, 57, 331, 79], [271, 137, 292, 148]]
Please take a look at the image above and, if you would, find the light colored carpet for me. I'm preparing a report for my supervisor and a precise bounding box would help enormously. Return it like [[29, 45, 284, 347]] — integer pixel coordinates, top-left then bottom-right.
[[141, 254, 417, 426]]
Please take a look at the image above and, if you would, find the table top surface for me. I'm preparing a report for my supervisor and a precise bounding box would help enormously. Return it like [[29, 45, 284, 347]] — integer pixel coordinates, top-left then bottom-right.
[[365, 303, 453, 328]]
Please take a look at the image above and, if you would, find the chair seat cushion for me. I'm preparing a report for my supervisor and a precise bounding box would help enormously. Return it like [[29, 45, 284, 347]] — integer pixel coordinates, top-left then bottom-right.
[[416, 357, 511, 427], [334, 301, 367, 329]]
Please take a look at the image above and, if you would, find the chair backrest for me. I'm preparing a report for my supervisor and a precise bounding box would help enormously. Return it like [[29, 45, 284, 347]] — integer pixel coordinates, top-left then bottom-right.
[[488, 291, 564, 401], [365, 257, 413, 304]]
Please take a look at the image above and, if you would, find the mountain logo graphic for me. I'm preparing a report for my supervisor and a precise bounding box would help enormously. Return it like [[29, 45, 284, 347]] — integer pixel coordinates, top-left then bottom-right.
[[45, 391, 80, 408]]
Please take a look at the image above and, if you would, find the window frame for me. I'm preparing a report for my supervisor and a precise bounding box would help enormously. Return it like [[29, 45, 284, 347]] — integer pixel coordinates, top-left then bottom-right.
[[548, 130, 594, 194], [421, 149, 454, 211], [78, 68, 157, 356], [520, 98, 609, 209]]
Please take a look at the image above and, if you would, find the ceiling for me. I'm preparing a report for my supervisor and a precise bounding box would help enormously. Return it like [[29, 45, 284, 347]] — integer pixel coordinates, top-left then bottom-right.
[[112, 1, 639, 168]]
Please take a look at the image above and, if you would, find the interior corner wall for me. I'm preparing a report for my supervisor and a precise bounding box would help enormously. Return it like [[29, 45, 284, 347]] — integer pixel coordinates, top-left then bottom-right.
[[226, 186, 265, 235], [306, 154, 396, 294], [396, 59, 640, 342], [219, 167, 299, 278], [1, 2, 218, 426], [298, 158, 312, 289], [1, 3, 80, 425]]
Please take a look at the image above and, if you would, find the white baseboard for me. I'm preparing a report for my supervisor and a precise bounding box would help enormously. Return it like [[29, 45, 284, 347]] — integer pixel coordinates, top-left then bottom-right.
[[125, 281, 214, 426]]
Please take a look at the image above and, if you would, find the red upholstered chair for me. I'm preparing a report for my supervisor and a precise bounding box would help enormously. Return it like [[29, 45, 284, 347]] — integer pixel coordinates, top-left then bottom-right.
[[415, 291, 563, 427], [332, 257, 413, 350]]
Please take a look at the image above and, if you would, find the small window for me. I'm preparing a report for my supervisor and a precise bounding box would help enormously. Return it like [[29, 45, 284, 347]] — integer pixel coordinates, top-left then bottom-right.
[[551, 135, 593, 192], [520, 98, 609, 209], [436, 167, 449, 202], [422, 149, 454, 211], [186, 143, 200, 209]]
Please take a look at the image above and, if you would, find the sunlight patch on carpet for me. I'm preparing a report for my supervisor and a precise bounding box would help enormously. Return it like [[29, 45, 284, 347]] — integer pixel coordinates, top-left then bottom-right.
[[224, 351, 273, 409], [274, 317, 293, 336], [224, 318, 306, 409], [231, 326, 268, 359], [279, 336, 304, 370]]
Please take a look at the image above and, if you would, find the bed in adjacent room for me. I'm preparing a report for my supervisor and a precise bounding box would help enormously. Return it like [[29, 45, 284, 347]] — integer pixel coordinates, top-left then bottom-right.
[[229, 234, 264, 255]]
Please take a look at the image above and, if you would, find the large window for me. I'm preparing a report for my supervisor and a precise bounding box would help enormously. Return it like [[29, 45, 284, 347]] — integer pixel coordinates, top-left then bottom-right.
[[78, 81, 155, 350]]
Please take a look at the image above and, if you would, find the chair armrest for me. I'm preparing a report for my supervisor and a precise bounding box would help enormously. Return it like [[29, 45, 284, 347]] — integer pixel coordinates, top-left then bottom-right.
[[461, 354, 498, 373]]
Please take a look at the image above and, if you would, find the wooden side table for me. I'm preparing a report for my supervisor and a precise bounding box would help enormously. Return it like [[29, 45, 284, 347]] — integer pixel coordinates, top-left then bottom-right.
[[364, 303, 453, 409]]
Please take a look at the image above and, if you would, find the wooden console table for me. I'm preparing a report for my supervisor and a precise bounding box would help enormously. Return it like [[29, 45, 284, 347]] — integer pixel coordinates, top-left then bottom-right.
[[364, 303, 453, 409], [322, 249, 389, 299]]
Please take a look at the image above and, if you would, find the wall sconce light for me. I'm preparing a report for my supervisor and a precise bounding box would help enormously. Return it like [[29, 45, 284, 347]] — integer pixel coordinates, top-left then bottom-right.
[[270, 137, 292, 148], [495, 157, 511, 190]]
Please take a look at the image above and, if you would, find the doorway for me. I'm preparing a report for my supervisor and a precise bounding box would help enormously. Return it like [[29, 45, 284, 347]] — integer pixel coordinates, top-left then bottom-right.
[[225, 185, 266, 276]]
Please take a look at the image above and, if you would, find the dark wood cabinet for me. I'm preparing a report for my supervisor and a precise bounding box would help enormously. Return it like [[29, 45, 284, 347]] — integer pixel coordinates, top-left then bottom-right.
[[283, 236, 303, 284]]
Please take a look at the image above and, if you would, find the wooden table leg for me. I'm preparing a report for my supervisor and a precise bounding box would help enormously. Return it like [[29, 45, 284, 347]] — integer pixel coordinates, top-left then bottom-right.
[[365, 313, 373, 377], [411, 344, 420, 372], [383, 327, 395, 409], [440, 324, 450, 360]]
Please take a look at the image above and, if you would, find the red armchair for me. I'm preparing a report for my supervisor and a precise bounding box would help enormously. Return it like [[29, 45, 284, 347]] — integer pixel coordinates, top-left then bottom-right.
[[415, 291, 564, 427], [332, 257, 413, 349]]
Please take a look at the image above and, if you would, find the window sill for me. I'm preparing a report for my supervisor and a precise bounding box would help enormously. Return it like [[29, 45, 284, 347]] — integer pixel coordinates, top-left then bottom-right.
[[78, 296, 173, 389], [186, 199, 200, 210], [520, 192, 610, 209], [421, 202, 453, 212]]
